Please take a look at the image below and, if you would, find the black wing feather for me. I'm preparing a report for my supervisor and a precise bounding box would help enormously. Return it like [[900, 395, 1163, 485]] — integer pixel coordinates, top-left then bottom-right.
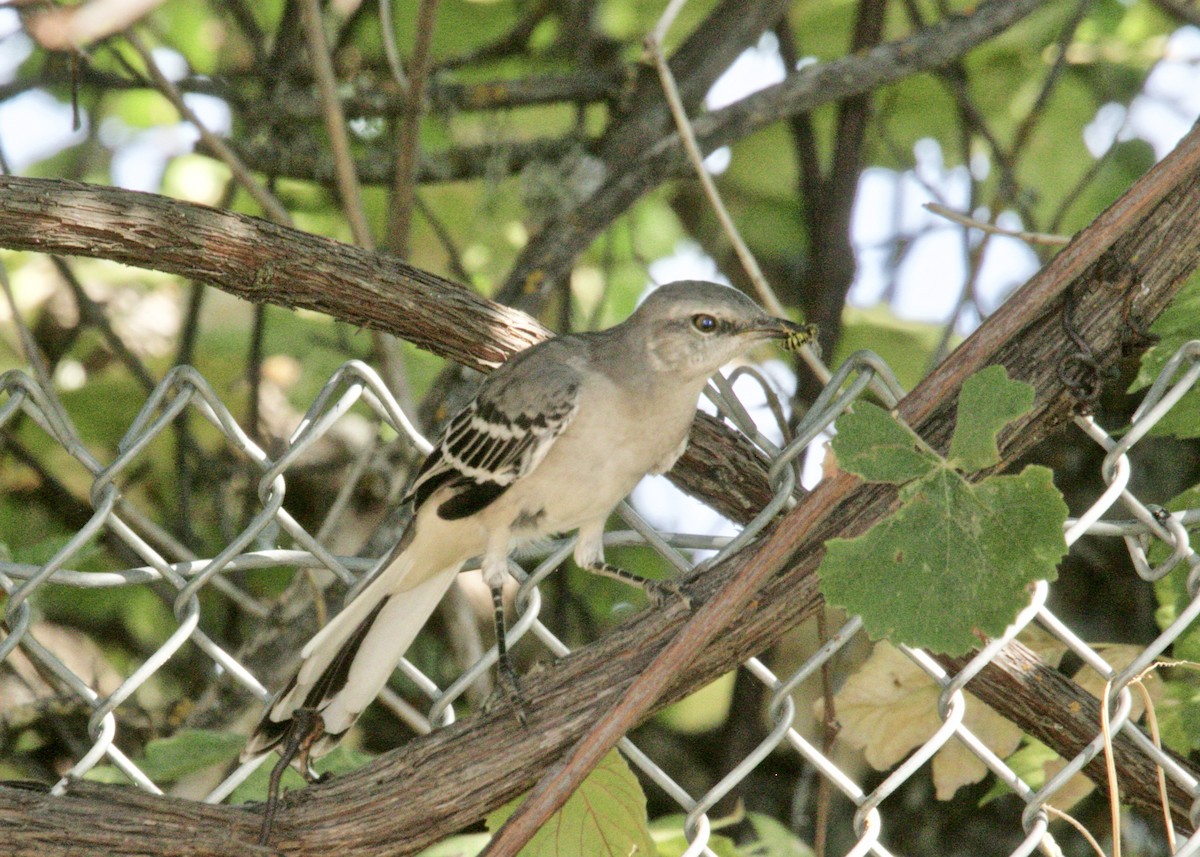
[[403, 360, 580, 519]]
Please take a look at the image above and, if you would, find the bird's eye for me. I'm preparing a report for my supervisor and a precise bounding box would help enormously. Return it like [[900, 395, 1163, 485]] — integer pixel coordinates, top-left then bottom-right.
[[691, 314, 717, 333]]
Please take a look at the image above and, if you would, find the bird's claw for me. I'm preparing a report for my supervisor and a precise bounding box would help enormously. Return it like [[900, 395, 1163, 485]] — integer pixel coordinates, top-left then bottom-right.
[[646, 577, 691, 610], [492, 657, 529, 727]]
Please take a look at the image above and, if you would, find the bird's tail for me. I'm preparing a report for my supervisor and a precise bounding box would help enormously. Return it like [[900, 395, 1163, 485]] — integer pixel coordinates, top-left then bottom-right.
[[241, 553, 460, 761]]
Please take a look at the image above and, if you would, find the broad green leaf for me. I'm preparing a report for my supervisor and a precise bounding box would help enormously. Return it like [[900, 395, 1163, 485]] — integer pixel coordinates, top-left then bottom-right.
[[486, 749, 656, 857], [84, 730, 244, 786], [830, 402, 937, 485], [821, 369, 1066, 654], [134, 730, 246, 783], [822, 464, 1064, 654], [947, 365, 1033, 472]]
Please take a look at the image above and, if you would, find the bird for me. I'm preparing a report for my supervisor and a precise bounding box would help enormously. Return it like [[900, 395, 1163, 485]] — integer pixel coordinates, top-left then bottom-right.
[[243, 280, 812, 768]]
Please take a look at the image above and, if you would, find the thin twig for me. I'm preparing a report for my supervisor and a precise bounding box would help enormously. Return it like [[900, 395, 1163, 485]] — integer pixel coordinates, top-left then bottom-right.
[[377, 0, 410, 90], [435, 0, 551, 70], [643, 30, 777, 315], [384, 0, 439, 257], [643, 20, 830, 385], [1010, 0, 1093, 162], [1044, 805, 1106, 857], [49, 257, 157, 392], [924, 202, 1070, 246], [124, 29, 292, 224], [375, 0, 440, 417], [298, 0, 375, 249], [414, 192, 471, 284]]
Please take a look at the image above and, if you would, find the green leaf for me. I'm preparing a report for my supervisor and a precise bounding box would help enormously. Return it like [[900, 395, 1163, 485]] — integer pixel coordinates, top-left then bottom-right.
[[830, 403, 937, 484], [978, 739, 1057, 806], [82, 730, 245, 787], [821, 370, 1067, 654], [1158, 680, 1200, 755], [229, 745, 374, 804], [656, 671, 736, 734], [1130, 270, 1200, 438], [833, 306, 944, 392], [649, 815, 738, 857], [745, 813, 815, 857], [947, 366, 1034, 472], [486, 749, 657, 857], [135, 730, 246, 783]]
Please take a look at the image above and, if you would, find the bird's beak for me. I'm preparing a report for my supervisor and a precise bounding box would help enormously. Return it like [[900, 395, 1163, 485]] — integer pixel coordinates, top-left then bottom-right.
[[745, 318, 818, 352]]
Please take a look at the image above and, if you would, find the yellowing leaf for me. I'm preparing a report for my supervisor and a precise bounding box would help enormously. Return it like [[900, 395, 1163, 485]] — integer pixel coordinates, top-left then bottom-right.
[[1071, 644, 1164, 724], [818, 643, 1022, 800], [990, 644, 1166, 812]]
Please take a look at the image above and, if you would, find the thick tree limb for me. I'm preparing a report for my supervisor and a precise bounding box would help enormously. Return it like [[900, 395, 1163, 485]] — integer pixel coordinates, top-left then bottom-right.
[[2, 106, 1199, 856], [0, 174, 782, 529]]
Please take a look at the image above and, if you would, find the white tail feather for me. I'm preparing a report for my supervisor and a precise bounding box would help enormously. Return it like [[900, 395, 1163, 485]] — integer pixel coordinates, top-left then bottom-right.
[[314, 564, 459, 738], [244, 522, 473, 760]]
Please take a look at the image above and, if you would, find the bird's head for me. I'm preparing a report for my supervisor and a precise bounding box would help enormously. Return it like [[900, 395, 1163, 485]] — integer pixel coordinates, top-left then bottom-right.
[[624, 281, 813, 382]]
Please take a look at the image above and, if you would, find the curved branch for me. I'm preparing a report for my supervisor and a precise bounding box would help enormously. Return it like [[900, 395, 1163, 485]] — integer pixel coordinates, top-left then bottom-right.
[[0, 175, 779, 528]]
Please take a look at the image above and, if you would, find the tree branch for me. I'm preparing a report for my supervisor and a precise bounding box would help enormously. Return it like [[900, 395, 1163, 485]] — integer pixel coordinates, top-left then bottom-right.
[[500, 0, 1045, 305], [0, 175, 779, 528]]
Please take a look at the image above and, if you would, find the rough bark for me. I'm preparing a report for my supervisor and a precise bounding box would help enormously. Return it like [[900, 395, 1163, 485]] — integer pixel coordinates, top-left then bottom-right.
[[0, 174, 778, 526]]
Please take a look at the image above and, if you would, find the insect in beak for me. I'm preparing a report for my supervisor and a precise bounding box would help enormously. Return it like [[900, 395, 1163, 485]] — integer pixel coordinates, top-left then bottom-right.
[[781, 321, 818, 354]]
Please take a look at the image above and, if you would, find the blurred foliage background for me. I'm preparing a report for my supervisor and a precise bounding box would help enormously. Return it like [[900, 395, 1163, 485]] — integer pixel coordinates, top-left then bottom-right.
[[1, 0, 1200, 854]]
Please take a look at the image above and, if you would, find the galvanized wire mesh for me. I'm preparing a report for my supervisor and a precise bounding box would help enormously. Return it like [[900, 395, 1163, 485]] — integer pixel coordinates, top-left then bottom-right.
[[3, 341, 1200, 856]]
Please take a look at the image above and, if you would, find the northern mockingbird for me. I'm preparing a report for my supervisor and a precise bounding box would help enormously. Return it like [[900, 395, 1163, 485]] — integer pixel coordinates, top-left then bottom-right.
[[244, 280, 810, 769]]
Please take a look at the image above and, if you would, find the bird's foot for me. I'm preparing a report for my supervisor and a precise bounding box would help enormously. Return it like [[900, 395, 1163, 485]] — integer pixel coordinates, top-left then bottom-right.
[[644, 577, 692, 610], [483, 657, 529, 727], [258, 708, 325, 846]]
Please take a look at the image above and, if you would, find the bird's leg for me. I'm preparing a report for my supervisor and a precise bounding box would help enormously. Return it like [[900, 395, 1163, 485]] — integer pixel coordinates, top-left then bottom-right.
[[489, 581, 529, 726], [258, 708, 325, 846], [573, 522, 691, 608], [583, 560, 691, 609], [481, 548, 528, 726]]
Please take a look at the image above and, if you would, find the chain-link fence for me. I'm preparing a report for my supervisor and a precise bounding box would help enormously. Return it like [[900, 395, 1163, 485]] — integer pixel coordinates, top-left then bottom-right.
[[3, 339, 1200, 856]]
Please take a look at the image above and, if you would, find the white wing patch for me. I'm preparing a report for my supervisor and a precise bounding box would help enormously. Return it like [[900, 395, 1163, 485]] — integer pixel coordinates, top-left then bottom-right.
[[405, 369, 581, 519]]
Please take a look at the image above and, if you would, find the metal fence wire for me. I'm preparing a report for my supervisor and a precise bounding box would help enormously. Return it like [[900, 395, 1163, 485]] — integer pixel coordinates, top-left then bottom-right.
[[4, 340, 1200, 857]]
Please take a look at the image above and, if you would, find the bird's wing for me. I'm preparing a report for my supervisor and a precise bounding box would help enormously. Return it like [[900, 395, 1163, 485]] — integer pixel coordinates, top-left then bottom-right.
[[405, 345, 583, 520]]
